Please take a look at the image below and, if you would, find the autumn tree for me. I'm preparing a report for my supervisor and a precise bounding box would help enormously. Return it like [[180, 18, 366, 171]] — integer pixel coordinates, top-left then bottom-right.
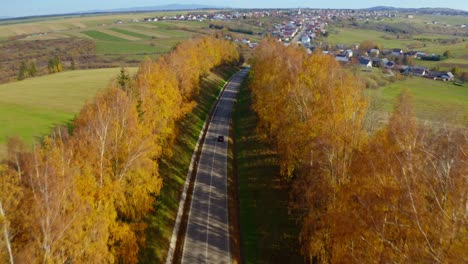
[[358, 40, 382, 55], [0, 165, 22, 264], [48, 55, 62, 73], [250, 39, 467, 263], [28, 60, 37, 77], [0, 35, 240, 263], [17, 61, 27, 80]]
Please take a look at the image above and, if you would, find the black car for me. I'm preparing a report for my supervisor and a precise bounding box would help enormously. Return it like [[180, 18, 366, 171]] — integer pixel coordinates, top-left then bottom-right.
[[217, 136, 224, 142]]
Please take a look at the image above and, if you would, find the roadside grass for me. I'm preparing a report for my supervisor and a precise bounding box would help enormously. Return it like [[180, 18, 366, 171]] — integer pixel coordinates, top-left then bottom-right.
[[0, 67, 138, 146], [139, 66, 238, 263], [82, 30, 128, 41], [368, 77, 468, 126], [233, 80, 301, 263]]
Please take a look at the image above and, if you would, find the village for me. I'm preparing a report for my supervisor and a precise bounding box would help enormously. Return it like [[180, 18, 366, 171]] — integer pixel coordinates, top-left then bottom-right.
[[157, 8, 460, 83]]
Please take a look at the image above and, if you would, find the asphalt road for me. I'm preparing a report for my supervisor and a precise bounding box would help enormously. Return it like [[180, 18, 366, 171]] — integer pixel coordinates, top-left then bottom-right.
[[181, 69, 249, 264]]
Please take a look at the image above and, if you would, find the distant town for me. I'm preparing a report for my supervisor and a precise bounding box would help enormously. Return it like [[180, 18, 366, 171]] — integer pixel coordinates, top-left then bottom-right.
[[128, 8, 466, 82]]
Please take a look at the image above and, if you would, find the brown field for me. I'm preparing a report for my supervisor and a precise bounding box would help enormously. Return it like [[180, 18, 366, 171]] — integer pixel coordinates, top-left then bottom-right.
[[21, 33, 70, 40]]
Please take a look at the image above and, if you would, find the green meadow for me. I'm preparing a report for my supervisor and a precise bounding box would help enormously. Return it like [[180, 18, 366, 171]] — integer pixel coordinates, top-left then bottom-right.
[[0, 67, 137, 147], [369, 77, 468, 126]]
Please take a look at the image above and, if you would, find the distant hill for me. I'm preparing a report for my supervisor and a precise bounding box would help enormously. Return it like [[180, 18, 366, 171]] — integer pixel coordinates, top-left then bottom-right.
[[86, 4, 226, 13], [366, 6, 468, 15], [0, 4, 227, 22]]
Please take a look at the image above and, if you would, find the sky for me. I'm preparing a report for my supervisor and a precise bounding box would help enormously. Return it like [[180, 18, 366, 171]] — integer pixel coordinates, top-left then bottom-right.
[[3, 1, 468, 18]]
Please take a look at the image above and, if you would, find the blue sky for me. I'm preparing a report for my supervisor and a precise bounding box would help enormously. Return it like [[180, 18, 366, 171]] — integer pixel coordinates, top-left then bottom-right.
[[3, 1, 467, 17]]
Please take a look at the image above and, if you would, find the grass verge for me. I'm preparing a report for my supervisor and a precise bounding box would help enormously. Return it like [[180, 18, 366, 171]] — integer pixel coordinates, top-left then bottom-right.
[[139, 66, 238, 264], [233, 79, 301, 263]]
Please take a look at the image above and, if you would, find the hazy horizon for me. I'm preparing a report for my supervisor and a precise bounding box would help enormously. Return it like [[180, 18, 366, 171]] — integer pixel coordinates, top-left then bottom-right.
[[4, 1, 467, 18]]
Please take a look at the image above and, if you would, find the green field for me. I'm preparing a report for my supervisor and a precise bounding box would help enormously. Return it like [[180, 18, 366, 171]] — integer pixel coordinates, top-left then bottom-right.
[[326, 27, 465, 50], [0, 12, 204, 38], [234, 81, 301, 263], [82, 30, 128, 42], [0, 67, 137, 147], [110, 27, 152, 39], [369, 77, 468, 126], [326, 26, 468, 74]]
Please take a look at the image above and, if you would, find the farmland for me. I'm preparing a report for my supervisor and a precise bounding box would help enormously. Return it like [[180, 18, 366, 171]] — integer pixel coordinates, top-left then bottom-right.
[[0, 67, 137, 147], [0, 12, 261, 83], [369, 77, 468, 126]]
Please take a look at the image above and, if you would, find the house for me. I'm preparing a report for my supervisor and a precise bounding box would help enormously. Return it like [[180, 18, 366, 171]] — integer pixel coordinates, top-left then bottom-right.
[[392, 48, 404, 56], [439, 72, 455, 81], [335, 55, 350, 63], [369, 48, 380, 57], [399, 66, 410, 75], [371, 58, 388, 68], [301, 35, 311, 45], [411, 67, 427, 76], [416, 52, 427, 58], [385, 61, 395, 69], [359, 58, 373, 68], [404, 51, 418, 58], [381, 49, 392, 56], [428, 71, 455, 81], [345, 49, 353, 58]]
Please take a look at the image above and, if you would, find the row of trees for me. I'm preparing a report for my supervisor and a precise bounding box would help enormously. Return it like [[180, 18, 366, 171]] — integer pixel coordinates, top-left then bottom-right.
[[17, 60, 38, 80], [250, 39, 467, 263], [0, 36, 239, 263]]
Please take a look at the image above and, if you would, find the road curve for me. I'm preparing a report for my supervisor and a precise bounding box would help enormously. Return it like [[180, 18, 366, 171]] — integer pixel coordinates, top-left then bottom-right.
[[181, 69, 249, 264]]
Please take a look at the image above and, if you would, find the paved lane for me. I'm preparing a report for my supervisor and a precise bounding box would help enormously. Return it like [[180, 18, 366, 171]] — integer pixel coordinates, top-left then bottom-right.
[[181, 69, 249, 264]]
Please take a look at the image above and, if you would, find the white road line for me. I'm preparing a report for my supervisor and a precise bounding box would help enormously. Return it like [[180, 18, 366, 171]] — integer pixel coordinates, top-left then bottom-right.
[[181, 78, 227, 264], [181, 69, 248, 264], [205, 138, 218, 262]]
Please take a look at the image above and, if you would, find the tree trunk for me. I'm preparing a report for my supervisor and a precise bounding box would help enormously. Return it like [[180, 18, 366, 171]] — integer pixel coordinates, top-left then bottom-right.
[[0, 202, 14, 264]]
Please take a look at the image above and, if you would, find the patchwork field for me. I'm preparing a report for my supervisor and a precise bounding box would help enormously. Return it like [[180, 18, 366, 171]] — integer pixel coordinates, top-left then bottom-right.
[[0, 12, 191, 37], [0, 67, 138, 147], [0, 13, 216, 64]]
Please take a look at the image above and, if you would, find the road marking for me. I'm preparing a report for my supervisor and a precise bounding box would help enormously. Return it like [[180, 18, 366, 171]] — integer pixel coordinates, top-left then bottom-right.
[[181, 69, 249, 264], [181, 75, 228, 264], [205, 136, 218, 262]]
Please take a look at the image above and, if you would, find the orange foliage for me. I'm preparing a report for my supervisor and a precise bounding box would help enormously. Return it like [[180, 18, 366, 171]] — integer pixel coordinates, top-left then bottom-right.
[[251, 39, 467, 263], [0, 35, 239, 263]]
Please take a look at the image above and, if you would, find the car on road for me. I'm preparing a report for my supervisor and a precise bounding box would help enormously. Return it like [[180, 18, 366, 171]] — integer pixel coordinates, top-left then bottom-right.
[[217, 136, 224, 142]]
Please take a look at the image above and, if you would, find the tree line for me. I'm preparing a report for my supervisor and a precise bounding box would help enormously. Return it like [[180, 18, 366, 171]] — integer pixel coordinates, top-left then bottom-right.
[[0, 35, 239, 263], [250, 39, 467, 263]]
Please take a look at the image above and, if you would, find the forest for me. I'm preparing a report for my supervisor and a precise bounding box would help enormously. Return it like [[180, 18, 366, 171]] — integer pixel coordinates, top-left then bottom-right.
[[250, 39, 467, 263], [0, 35, 239, 263]]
